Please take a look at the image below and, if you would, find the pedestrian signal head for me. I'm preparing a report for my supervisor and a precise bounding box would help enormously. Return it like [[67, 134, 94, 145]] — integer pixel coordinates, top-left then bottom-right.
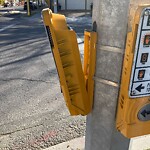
[[42, 8, 97, 115]]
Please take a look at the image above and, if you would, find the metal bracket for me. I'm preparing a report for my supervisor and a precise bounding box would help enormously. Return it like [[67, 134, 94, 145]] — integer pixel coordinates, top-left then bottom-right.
[[83, 30, 97, 109]]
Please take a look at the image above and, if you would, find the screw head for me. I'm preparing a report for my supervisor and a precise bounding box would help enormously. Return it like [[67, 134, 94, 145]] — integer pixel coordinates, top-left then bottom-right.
[[132, 91, 136, 95], [144, 10, 149, 16]]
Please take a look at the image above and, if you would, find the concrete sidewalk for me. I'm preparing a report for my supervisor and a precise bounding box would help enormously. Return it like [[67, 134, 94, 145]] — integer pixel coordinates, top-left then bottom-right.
[[43, 137, 85, 150], [43, 135, 150, 150]]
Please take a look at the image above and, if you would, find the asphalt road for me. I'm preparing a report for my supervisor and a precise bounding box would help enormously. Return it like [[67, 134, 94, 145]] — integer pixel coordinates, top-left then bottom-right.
[[0, 8, 92, 150]]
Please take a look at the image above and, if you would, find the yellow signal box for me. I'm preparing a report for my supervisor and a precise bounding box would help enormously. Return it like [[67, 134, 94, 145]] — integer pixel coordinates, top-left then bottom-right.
[[116, 5, 150, 138], [42, 9, 97, 115]]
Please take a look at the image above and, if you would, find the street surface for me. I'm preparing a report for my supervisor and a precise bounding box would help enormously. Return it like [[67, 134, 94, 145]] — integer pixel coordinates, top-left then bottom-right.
[[0, 7, 92, 150]]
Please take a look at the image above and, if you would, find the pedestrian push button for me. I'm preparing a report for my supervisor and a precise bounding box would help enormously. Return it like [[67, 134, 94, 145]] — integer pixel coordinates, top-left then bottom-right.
[[116, 5, 150, 138]]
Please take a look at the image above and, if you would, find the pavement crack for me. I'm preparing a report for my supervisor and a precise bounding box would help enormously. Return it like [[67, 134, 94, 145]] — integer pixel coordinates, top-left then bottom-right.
[[0, 78, 51, 83], [0, 124, 43, 137], [39, 52, 57, 77]]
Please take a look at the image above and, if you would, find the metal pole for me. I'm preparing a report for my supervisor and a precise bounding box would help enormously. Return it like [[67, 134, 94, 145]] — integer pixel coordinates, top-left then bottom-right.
[[85, 0, 87, 10], [27, 0, 31, 16], [65, 0, 67, 10], [85, 0, 130, 150], [53, 0, 57, 13]]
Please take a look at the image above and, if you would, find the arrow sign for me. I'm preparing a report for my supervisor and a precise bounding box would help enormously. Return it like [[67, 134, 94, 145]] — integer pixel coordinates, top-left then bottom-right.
[[135, 84, 145, 92], [141, 110, 150, 118]]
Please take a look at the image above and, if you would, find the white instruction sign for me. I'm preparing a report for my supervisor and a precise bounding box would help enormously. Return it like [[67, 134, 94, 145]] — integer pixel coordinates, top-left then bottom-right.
[[129, 8, 150, 98]]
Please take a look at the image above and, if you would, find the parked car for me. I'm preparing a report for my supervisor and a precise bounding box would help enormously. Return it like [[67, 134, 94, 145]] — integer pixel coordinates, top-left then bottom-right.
[[24, 1, 37, 10]]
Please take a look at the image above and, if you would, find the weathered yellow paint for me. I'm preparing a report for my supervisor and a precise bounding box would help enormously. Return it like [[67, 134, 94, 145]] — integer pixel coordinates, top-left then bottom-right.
[[84, 31, 97, 112], [116, 5, 150, 138], [42, 8, 97, 115]]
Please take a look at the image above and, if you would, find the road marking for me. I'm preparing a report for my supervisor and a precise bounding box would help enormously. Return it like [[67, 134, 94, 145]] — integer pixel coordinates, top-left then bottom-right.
[[0, 24, 16, 32]]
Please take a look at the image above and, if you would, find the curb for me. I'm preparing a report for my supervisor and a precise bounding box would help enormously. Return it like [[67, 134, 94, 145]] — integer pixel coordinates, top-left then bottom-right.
[[42, 134, 150, 150], [43, 137, 85, 150]]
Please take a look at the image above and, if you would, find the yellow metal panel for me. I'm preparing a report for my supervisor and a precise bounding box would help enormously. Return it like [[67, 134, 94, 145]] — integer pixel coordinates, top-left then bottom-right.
[[116, 5, 150, 138], [42, 8, 95, 115], [84, 31, 97, 111]]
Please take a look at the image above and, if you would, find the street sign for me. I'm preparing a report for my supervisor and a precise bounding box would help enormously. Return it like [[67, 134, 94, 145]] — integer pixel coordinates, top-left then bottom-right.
[[129, 8, 150, 98]]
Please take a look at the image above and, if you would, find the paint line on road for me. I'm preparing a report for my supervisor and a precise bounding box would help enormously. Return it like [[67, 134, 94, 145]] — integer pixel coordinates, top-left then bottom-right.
[[77, 36, 83, 44], [77, 36, 84, 55], [0, 24, 16, 32]]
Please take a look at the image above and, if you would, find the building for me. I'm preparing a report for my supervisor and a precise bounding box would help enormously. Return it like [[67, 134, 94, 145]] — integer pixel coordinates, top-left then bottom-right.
[[58, 0, 93, 10]]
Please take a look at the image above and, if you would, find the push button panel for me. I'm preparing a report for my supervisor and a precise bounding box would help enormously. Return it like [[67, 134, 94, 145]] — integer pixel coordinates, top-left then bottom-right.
[[116, 5, 150, 138], [129, 8, 150, 98]]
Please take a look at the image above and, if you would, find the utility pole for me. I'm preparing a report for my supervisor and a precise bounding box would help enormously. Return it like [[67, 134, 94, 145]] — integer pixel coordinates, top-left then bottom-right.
[[85, 0, 130, 150], [53, 0, 57, 13], [27, 0, 31, 16], [50, 0, 54, 11]]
